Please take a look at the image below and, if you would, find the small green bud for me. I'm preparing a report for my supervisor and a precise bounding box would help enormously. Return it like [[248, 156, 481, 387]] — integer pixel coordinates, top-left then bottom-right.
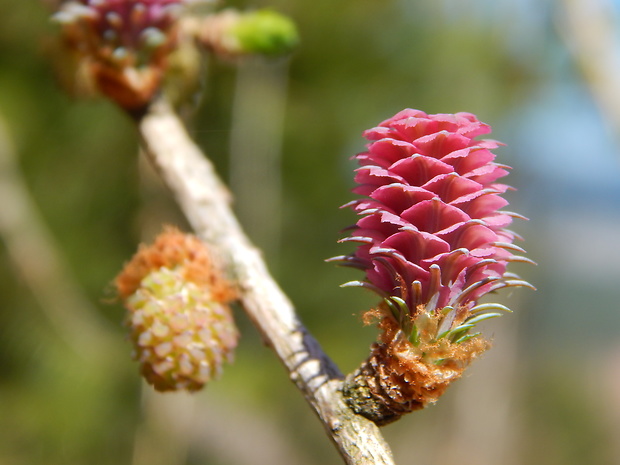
[[200, 9, 298, 58], [231, 9, 299, 56]]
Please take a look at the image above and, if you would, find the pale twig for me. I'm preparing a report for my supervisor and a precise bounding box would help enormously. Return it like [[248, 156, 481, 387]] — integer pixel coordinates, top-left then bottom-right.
[[136, 98, 395, 465], [557, 0, 620, 138], [0, 112, 119, 359]]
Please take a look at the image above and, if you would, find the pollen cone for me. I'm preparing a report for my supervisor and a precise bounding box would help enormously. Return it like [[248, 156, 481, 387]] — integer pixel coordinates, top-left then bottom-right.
[[116, 227, 238, 392]]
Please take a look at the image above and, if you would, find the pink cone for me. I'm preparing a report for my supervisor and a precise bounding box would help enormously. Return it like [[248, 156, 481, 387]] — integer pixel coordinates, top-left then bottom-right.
[[334, 109, 532, 318]]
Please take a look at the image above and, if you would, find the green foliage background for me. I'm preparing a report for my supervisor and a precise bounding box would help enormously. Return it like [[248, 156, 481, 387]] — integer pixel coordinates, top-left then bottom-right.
[[1, 1, 619, 464]]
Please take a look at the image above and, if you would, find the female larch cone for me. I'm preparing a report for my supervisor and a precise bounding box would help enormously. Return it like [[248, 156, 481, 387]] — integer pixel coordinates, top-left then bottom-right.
[[115, 227, 238, 392], [330, 109, 534, 425], [52, 0, 198, 110]]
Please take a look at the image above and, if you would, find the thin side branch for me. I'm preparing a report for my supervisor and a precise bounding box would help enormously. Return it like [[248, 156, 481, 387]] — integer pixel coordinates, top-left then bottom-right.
[[558, 0, 620, 139], [136, 98, 395, 465], [0, 112, 119, 359]]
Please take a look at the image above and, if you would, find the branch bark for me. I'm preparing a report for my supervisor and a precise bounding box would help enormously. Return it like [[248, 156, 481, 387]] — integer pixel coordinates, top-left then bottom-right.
[[136, 98, 395, 465]]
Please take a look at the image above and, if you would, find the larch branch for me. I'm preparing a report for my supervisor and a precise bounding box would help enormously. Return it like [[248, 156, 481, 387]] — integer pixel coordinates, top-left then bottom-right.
[[135, 98, 395, 465]]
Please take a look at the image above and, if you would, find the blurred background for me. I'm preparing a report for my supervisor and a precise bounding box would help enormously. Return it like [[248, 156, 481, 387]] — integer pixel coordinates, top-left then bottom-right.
[[1, 0, 620, 464]]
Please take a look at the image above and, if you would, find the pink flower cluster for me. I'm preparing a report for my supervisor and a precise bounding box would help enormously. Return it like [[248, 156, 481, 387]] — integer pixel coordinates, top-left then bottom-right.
[[335, 109, 531, 316], [54, 0, 188, 56], [52, 0, 203, 109]]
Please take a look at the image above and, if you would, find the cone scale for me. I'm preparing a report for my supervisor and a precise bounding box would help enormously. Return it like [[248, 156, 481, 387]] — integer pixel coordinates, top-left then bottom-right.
[[331, 109, 533, 424]]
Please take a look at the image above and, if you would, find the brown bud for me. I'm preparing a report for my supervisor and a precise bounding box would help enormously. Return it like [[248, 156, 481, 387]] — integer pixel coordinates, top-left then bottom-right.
[[343, 314, 489, 425]]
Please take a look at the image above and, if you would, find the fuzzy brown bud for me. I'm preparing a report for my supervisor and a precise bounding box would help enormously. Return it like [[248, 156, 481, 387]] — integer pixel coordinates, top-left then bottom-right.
[[343, 310, 489, 425], [52, 0, 199, 111]]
